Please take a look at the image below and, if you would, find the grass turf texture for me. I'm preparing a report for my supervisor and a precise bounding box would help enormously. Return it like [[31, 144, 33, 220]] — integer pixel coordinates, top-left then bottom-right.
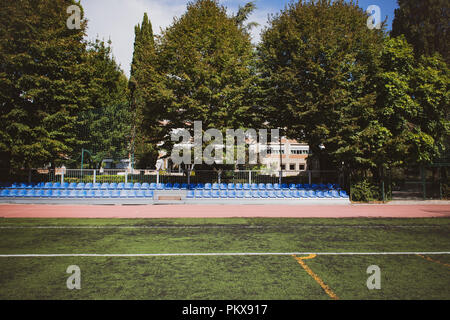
[[0, 217, 449, 299]]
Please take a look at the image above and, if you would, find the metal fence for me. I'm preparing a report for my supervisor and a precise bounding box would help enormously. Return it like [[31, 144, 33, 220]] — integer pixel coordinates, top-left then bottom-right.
[[1, 168, 343, 186]]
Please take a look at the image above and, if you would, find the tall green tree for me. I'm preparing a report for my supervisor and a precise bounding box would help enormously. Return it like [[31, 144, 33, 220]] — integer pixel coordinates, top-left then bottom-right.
[[0, 0, 89, 170], [129, 13, 162, 169], [134, 0, 259, 169], [77, 39, 131, 168], [258, 0, 385, 171], [391, 0, 449, 63]]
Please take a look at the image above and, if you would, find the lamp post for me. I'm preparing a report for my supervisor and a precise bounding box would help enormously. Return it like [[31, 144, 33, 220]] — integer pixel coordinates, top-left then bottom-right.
[[279, 129, 283, 185], [81, 148, 92, 179]]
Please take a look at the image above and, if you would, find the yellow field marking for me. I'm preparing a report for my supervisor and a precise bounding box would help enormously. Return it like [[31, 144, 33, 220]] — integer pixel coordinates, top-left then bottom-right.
[[292, 254, 339, 300], [417, 254, 450, 268]]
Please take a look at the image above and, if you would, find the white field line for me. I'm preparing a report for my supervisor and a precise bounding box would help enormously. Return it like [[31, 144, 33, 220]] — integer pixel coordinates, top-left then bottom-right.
[[0, 225, 447, 229], [0, 252, 449, 257]]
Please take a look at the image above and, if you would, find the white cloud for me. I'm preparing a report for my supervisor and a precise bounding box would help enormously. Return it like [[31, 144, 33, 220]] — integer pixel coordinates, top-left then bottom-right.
[[80, 0, 275, 77]]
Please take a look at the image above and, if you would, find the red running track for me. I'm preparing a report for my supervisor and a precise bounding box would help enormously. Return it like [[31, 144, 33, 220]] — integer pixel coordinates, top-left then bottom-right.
[[0, 204, 449, 218]]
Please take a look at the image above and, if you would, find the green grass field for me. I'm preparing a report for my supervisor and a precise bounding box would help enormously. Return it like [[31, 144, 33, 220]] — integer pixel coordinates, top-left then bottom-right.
[[0, 217, 449, 300]]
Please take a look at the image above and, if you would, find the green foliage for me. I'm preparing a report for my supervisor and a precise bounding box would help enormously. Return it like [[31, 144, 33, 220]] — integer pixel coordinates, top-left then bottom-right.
[[77, 39, 131, 167], [258, 0, 385, 171], [350, 179, 380, 202], [391, 0, 449, 64], [131, 0, 260, 169], [0, 0, 90, 170]]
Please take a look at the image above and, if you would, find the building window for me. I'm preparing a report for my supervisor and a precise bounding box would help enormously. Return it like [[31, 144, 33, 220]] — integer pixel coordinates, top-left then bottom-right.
[[290, 164, 295, 170], [299, 164, 305, 170], [281, 164, 286, 170]]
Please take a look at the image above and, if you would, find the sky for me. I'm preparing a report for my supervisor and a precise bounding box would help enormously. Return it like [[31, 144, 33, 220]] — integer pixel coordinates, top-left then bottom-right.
[[80, 0, 400, 78]]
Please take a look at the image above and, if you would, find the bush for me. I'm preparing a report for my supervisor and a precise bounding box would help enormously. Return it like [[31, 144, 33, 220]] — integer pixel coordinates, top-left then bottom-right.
[[351, 179, 380, 202]]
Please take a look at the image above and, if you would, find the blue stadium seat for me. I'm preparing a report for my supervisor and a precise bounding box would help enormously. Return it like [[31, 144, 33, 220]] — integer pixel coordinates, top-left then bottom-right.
[[76, 183, 85, 190], [59, 190, 69, 198], [16, 189, 26, 197], [235, 183, 243, 190], [219, 183, 227, 190], [172, 183, 180, 190], [123, 183, 132, 190], [244, 191, 252, 198], [186, 190, 195, 198], [194, 190, 203, 198], [180, 183, 188, 190], [149, 183, 156, 190], [307, 190, 316, 198], [316, 191, 325, 198], [24, 190, 35, 197], [204, 183, 212, 190], [86, 190, 95, 198], [135, 190, 145, 198], [94, 190, 103, 198], [62, 182, 69, 189], [42, 190, 52, 198], [250, 183, 258, 190], [259, 191, 268, 198], [212, 190, 220, 198], [283, 190, 293, 198], [324, 191, 333, 198], [67, 183, 77, 189], [265, 183, 273, 190], [273, 183, 281, 190], [251, 190, 260, 198], [164, 183, 172, 190], [141, 183, 150, 190], [43, 182, 53, 189], [119, 190, 129, 198], [227, 183, 235, 190], [117, 183, 125, 190], [156, 183, 164, 190], [267, 190, 277, 198], [188, 183, 196, 190], [319, 184, 327, 190], [298, 190, 307, 198], [219, 191, 228, 198], [0, 189, 9, 197], [340, 190, 349, 198], [92, 183, 101, 190], [110, 190, 120, 198], [289, 184, 296, 190], [84, 183, 93, 190], [243, 183, 250, 190], [281, 183, 289, 190], [293, 190, 301, 198], [212, 183, 219, 190], [127, 190, 137, 198], [52, 182, 61, 189], [296, 184, 304, 189], [275, 190, 284, 198], [76, 190, 86, 198], [258, 183, 266, 190], [311, 184, 319, 190], [303, 184, 311, 189], [330, 190, 340, 198], [132, 183, 141, 190], [228, 190, 236, 198], [144, 190, 154, 198], [52, 190, 63, 198], [236, 190, 245, 198], [35, 189, 45, 197], [196, 183, 204, 190], [203, 190, 212, 198]]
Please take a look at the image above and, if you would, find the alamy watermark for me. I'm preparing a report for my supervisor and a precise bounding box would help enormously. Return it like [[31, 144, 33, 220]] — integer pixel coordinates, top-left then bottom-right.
[[66, 5, 81, 30], [170, 121, 280, 166], [66, 265, 81, 290], [366, 265, 381, 290], [366, 5, 382, 30]]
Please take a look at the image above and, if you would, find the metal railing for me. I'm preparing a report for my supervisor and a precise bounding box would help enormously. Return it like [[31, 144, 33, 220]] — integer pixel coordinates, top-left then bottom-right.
[[0, 168, 343, 186]]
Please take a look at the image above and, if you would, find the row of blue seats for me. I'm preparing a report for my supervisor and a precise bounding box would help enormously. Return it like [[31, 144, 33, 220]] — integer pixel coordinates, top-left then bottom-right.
[[0, 189, 154, 198], [5, 182, 341, 191], [187, 190, 348, 199]]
